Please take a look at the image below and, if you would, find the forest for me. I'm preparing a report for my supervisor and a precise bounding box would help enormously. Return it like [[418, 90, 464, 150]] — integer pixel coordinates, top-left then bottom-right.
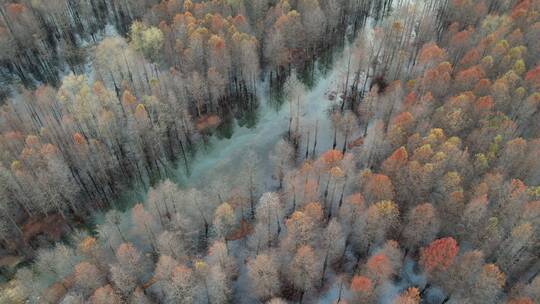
[[0, 0, 539, 303]]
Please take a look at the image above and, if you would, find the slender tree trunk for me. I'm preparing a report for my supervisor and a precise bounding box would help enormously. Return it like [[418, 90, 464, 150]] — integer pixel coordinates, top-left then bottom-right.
[[305, 130, 310, 159], [312, 120, 319, 157], [321, 251, 329, 286]]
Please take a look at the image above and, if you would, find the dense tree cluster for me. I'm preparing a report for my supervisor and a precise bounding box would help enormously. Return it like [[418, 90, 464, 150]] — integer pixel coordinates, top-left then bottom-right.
[[0, 0, 383, 248], [0, 0, 386, 90], [0, 0, 539, 303], [0, 0, 158, 87]]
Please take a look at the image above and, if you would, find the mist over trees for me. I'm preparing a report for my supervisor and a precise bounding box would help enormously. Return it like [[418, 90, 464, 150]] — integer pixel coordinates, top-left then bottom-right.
[[0, 0, 539, 303]]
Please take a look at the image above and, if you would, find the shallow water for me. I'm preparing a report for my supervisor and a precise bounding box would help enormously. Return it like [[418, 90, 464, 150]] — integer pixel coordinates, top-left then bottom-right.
[[175, 55, 348, 190], [82, 42, 352, 238]]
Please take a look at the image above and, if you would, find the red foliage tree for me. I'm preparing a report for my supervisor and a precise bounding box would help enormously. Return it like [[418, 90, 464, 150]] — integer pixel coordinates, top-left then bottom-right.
[[418, 42, 447, 66], [351, 275, 372, 293], [382, 147, 408, 177], [366, 253, 393, 284], [420, 237, 459, 273], [350, 275, 374, 303], [507, 298, 534, 304], [320, 149, 343, 166], [455, 65, 485, 91], [524, 66, 540, 90], [361, 173, 395, 203]]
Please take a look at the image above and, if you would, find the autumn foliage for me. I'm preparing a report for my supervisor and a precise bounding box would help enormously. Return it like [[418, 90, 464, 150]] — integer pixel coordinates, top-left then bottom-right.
[[0, 0, 539, 303], [420, 237, 459, 273]]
